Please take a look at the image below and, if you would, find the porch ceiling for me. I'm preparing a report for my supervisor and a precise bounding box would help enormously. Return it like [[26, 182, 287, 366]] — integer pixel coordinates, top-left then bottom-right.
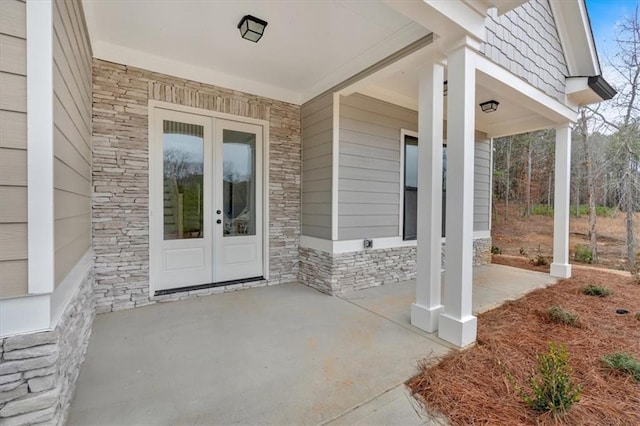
[[357, 61, 569, 139], [82, 0, 431, 104]]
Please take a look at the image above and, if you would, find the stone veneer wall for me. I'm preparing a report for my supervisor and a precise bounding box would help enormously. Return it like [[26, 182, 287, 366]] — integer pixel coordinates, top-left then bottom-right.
[[0, 272, 94, 426], [92, 59, 301, 313], [300, 237, 492, 294]]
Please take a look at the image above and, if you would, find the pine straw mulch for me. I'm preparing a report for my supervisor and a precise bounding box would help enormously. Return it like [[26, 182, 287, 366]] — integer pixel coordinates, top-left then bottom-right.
[[408, 268, 640, 426]]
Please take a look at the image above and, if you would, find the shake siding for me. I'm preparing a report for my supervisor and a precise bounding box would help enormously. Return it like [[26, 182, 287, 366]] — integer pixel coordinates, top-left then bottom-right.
[[483, 0, 568, 101], [0, 0, 28, 298], [53, 0, 92, 286], [338, 94, 416, 240], [474, 140, 491, 231], [302, 93, 333, 239]]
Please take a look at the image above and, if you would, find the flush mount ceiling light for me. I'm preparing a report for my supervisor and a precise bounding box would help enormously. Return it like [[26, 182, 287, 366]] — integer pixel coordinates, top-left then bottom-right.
[[479, 100, 499, 113], [238, 15, 268, 43]]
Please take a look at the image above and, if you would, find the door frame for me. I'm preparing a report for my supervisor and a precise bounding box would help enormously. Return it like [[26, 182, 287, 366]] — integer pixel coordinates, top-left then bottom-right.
[[148, 100, 270, 295]]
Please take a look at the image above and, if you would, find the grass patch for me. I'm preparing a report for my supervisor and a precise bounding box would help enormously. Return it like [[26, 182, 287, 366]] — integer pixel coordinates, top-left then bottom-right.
[[574, 245, 593, 263], [601, 352, 640, 382], [581, 284, 612, 297], [547, 306, 580, 327], [530, 204, 616, 217]]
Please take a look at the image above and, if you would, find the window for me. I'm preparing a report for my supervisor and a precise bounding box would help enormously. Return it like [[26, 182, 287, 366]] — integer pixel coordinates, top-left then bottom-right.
[[402, 135, 446, 240]]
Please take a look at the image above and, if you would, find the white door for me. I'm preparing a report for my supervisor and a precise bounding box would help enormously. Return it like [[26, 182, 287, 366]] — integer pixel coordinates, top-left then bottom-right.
[[151, 108, 263, 293]]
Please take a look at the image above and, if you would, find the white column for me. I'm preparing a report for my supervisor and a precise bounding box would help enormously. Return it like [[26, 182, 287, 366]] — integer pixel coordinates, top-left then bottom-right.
[[411, 58, 445, 333], [439, 43, 477, 347], [551, 124, 572, 278]]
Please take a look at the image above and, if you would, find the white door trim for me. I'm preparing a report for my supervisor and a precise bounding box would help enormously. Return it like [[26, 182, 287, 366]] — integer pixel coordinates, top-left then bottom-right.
[[148, 101, 270, 295]]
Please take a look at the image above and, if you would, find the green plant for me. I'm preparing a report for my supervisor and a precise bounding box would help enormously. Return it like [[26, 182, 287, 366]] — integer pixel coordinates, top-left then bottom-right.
[[491, 245, 502, 255], [635, 312, 640, 320], [601, 352, 640, 382], [531, 204, 554, 216], [519, 247, 527, 256], [547, 306, 580, 327], [574, 245, 593, 263], [581, 284, 612, 297], [530, 254, 548, 266], [521, 343, 582, 414]]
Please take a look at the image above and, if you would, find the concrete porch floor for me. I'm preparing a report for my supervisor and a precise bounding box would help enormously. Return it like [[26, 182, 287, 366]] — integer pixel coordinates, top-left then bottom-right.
[[68, 264, 556, 425]]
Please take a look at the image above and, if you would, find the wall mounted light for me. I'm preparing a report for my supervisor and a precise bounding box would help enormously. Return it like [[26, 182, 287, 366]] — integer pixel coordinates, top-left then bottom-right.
[[479, 100, 499, 113], [238, 15, 268, 43], [443, 80, 448, 96]]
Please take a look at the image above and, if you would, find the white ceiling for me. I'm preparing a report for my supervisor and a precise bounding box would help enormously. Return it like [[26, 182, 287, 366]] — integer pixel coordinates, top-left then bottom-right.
[[82, 0, 431, 104]]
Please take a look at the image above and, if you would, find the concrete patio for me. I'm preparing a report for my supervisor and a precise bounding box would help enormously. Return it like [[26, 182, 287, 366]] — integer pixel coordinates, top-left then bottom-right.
[[68, 264, 556, 425]]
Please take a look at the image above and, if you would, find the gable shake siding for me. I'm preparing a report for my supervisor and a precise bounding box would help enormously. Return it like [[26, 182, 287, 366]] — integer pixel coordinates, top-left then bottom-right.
[[0, 0, 28, 298], [92, 59, 301, 312], [483, 0, 568, 101]]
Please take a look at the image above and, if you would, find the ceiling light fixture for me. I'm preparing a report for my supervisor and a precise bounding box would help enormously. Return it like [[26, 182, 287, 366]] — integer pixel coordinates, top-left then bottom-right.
[[479, 100, 499, 113], [238, 15, 268, 43]]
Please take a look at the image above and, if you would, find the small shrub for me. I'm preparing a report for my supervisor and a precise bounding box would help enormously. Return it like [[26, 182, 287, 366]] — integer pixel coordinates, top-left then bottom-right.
[[519, 247, 527, 256], [491, 245, 502, 255], [581, 284, 612, 297], [522, 343, 582, 414], [635, 312, 640, 320], [574, 245, 593, 263], [530, 254, 548, 266], [547, 306, 580, 327], [601, 352, 640, 382]]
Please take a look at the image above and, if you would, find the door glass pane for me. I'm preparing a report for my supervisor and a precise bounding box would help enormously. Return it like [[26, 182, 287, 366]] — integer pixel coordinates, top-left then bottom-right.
[[403, 137, 418, 240], [163, 120, 204, 240], [223, 130, 256, 237]]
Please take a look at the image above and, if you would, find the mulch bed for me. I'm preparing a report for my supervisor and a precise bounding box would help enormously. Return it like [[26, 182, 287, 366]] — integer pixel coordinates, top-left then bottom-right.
[[408, 268, 640, 425]]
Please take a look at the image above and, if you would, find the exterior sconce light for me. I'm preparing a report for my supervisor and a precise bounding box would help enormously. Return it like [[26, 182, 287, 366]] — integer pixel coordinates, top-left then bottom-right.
[[479, 100, 499, 113], [443, 80, 448, 96], [238, 15, 268, 43]]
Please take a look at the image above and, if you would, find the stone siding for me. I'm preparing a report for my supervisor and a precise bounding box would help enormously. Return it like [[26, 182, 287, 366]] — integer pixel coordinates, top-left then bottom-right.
[[483, 0, 568, 101], [300, 238, 492, 294], [0, 271, 94, 426], [92, 59, 301, 313]]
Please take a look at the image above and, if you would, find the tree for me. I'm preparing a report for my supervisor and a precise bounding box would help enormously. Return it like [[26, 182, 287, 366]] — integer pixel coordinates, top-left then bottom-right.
[[589, 5, 640, 269]]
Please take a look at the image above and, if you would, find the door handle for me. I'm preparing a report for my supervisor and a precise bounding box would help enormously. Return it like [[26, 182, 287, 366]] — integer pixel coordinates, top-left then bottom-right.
[[216, 219, 222, 224]]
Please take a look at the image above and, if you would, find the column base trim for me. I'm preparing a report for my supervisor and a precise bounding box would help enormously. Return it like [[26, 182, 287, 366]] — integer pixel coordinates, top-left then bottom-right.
[[438, 313, 477, 348], [550, 263, 572, 278], [411, 303, 444, 333]]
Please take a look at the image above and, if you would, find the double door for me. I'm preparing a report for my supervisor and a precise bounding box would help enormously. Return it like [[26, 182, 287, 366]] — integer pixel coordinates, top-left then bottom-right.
[[151, 108, 264, 292]]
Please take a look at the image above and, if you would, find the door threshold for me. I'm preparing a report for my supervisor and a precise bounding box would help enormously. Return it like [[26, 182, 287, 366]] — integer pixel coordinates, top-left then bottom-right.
[[154, 276, 265, 296]]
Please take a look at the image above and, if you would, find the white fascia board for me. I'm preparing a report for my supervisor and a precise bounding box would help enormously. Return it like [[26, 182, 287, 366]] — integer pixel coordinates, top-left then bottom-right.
[[487, 0, 528, 15], [384, 0, 486, 44], [92, 41, 302, 105], [476, 55, 577, 124], [0, 295, 51, 337], [548, 0, 599, 76], [565, 77, 604, 107], [27, 0, 55, 295]]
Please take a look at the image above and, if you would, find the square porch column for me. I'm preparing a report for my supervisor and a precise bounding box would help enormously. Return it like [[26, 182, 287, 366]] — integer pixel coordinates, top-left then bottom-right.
[[439, 43, 477, 347], [551, 124, 572, 278], [411, 57, 445, 332]]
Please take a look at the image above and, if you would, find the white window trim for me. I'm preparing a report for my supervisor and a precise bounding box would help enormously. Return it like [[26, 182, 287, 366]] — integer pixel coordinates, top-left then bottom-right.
[[147, 100, 271, 295], [399, 129, 418, 238]]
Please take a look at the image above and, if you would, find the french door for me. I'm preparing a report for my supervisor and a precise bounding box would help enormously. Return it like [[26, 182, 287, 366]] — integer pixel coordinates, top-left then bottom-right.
[[150, 107, 264, 293]]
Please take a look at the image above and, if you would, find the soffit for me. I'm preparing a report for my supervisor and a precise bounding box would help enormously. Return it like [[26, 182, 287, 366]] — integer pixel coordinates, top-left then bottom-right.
[[82, 0, 431, 104]]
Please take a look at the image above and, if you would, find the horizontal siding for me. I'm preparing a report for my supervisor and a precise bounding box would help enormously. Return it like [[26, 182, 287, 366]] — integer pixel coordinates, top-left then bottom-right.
[[338, 94, 417, 240], [53, 0, 92, 286], [474, 140, 491, 231], [301, 92, 333, 239], [0, 0, 27, 298]]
